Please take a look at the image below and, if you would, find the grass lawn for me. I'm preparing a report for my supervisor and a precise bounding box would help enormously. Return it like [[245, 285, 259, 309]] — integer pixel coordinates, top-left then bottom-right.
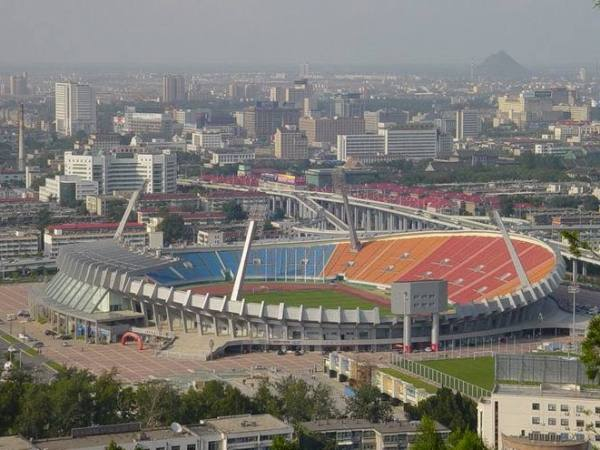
[[243, 289, 389, 312], [421, 357, 495, 391], [379, 367, 438, 394]]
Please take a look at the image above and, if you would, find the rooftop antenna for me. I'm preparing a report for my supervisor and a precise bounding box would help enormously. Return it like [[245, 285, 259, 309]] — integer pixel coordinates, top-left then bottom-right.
[[333, 166, 361, 252], [230, 203, 267, 302], [18, 104, 25, 172], [113, 180, 147, 243]]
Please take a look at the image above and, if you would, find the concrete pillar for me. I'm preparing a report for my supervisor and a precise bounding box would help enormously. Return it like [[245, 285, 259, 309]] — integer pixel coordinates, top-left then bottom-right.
[[165, 306, 173, 332], [431, 312, 440, 352], [403, 314, 412, 354], [213, 316, 218, 336], [582, 262, 588, 277], [181, 309, 188, 333], [197, 313, 203, 335], [152, 303, 160, 330]]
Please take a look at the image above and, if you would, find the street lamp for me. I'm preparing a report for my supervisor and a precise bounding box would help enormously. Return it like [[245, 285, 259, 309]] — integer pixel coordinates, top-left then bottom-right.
[[567, 262, 579, 357]]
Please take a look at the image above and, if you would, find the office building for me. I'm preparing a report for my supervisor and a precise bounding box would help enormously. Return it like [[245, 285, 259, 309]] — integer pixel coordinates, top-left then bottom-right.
[[337, 123, 449, 162], [64, 147, 177, 194], [210, 148, 256, 166], [161, 74, 186, 103], [43, 222, 146, 257], [269, 86, 285, 102], [302, 418, 449, 450], [191, 129, 230, 150], [337, 134, 385, 162], [9, 73, 28, 96], [285, 79, 311, 108], [455, 109, 482, 140], [118, 107, 174, 136], [479, 383, 600, 450], [274, 126, 309, 160], [364, 110, 409, 133], [74, 133, 121, 152], [333, 92, 365, 118], [39, 175, 99, 204], [55, 82, 97, 136], [299, 116, 365, 146], [242, 102, 301, 139]]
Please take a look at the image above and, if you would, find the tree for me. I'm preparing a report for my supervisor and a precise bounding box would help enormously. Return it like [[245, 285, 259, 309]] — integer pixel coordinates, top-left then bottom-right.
[[222, 201, 248, 222], [405, 388, 477, 432], [253, 380, 281, 417], [309, 382, 338, 420], [47, 368, 95, 436], [92, 369, 132, 425], [157, 214, 185, 245], [411, 416, 447, 450], [36, 206, 52, 234], [582, 196, 599, 212], [275, 376, 314, 423], [271, 436, 300, 450], [499, 196, 514, 217], [345, 384, 392, 423], [581, 315, 600, 381], [17, 383, 51, 439], [134, 380, 182, 428], [106, 441, 126, 450], [448, 429, 488, 450]]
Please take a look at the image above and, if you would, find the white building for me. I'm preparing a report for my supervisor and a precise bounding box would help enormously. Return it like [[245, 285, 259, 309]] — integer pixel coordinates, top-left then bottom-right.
[[55, 82, 97, 136], [455, 109, 482, 140], [192, 130, 229, 150], [478, 384, 600, 450], [64, 148, 177, 194], [337, 134, 385, 162], [210, 148, 256, 166], [38, 175, 99, 204], [118, 108, 173, 136]]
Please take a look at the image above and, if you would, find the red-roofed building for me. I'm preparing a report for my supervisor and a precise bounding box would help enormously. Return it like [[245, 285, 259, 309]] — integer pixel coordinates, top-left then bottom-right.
[[44, 222, 146, 257]]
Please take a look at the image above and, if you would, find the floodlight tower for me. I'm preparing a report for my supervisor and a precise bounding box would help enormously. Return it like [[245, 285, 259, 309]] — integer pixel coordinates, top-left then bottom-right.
[[332, 167, 361, 252]]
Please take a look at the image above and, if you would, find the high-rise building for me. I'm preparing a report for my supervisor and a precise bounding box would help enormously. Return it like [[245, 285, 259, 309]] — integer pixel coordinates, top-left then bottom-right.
[[285, 79, 311, 108], [299, 116, 365, 146], [274, 126, 309, 160], [64, 147, 177, 194], [55, 82, 97, 136], [269, 86, 286, 103], [337, 134, 385, 162], [455, 109, 482, 140], [333, 93, 364, 118], [118, 107, 174, 136], [161, 74, 186, 103], [9, 73, 28, 96], [241, 102, 301, 139]]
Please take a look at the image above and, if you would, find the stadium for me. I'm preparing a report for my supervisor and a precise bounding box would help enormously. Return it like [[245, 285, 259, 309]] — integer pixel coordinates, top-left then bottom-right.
[[31, 226, 566, 358]]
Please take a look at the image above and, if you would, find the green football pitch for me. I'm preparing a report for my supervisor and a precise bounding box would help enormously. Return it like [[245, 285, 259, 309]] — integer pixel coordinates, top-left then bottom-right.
[[421, 357, 495, 391], [243, 289, 390, 312]]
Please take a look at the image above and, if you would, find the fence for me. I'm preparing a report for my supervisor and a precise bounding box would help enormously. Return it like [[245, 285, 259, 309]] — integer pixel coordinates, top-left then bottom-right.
[[391, 353, 492, 399], [495, 353, 596, 386]]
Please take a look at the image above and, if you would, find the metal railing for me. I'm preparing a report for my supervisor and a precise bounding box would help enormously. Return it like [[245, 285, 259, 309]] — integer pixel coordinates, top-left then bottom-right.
[[390, 353, 492, 399]]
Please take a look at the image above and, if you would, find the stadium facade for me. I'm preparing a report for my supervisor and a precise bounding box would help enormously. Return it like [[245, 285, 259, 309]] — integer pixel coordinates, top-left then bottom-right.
[[31, 230, 566, 357]]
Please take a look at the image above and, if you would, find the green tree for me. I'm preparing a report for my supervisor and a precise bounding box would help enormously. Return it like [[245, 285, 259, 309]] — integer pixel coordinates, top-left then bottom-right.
[[106, 441, 126, 450], [499, 196, 514, 217], [222, 201, 248, 222], [405, 388, 477, 432], [345, 384, 392, 423], [309, 382, 338, 420], [581, 315, 600, 381], [582, 196, 599, 212], [47, 368, 95, 436], [157, 214, 185, 245], [274, 376, 313, 423], [448, 429, 488, 450], [36, 206, 52, 234], [92, 369, 132, 425], [253, 380, 281, 417], [271, 435, 300, 450], [134, 380, 182, 428], [0, 369, 30, 435], [411, 416, 447, 450], [17, 383, 51, 439]]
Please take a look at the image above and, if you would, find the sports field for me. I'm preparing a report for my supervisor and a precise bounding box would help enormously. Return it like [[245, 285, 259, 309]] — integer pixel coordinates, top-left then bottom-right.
[[379, 367, 438, 393], [421, 356, 495, 391], [243, 289, 390, 312]]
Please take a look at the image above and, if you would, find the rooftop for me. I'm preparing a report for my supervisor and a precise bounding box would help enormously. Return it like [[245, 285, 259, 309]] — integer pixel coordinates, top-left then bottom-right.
[[302, 418, 448, 434], [495, 383, 600, 400], [203, 414, 291, 434], [47, 222, 145, 233]]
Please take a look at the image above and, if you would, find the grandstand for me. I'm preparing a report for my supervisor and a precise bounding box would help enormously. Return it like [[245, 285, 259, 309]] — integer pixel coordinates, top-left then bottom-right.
[[149, 231, 559, 308]]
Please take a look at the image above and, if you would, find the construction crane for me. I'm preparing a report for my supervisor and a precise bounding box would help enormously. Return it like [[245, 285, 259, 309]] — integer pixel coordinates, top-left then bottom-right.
[[113, 180, 147, 243], [332, 167, 362, 252]]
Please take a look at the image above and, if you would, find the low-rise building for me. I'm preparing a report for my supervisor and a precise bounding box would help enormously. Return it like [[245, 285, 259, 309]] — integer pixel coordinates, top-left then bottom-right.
[[0, 230, 40, 258], [44, 222, 147, 257], [210, 148, 256, 166], [478, 384, 600, 450], [274, 126, 309, 160], [200, 189, 268, 212], [39, 175, 99, 204], [301, 418, 449, 450]]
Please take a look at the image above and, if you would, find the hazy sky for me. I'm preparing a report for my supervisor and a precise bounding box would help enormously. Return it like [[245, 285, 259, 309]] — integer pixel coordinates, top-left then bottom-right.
[[0, 0, 599, 67]]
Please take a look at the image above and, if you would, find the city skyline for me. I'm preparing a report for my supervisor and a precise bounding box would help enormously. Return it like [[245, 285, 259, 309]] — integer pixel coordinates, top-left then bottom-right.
[[1, 0, 599, 67]]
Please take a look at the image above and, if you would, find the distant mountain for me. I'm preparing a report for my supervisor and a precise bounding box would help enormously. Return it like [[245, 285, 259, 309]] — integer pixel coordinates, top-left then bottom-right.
[[476, 51, 528, 80]]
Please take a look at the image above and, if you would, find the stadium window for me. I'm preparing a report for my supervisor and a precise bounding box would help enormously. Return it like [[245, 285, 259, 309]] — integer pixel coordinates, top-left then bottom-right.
[[532, 403, 540, 410], [548, 418, 556, 426], [561, 419, 569, 427], [560, 404, 569, 412], [532, 417, 540, 425], [187, 446, 196, 450], [548, 404, 556, 411], [576, 420, 584, 428]]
